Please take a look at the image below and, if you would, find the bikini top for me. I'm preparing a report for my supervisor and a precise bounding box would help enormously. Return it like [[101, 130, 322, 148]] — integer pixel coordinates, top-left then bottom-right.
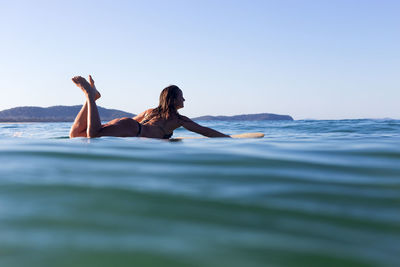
[[142, 115, 173, 139]]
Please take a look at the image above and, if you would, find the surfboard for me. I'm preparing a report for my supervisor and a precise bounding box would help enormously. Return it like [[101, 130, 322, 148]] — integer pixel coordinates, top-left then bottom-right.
[[171, 132, 264, 140]]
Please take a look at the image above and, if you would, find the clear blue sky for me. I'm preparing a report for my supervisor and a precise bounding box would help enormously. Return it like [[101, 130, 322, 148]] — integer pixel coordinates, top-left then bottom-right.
[[0, 0, 399, 119]]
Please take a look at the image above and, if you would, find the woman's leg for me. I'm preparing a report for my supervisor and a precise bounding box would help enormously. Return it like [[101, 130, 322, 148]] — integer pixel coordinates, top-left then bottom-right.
[[86, 92, 102, 138], [71, 75, 140, 138], [69, 102, 89, 138], [71, 76, 102, 138], [69, 75, 101, 138]]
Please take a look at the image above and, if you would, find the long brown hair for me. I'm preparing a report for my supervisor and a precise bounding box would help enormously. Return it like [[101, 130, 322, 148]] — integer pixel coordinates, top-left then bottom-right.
[[147, 85, 181, 120]]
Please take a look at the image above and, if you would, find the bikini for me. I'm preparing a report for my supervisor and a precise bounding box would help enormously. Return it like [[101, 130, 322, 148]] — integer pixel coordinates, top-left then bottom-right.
[[136, 121, 142, 137], [136, 118, 173, 139], [162, 132, 173, 139]]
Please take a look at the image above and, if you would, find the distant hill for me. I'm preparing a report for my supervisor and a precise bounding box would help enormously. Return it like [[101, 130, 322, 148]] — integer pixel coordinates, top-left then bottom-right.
[[193, 113, 293, 121], [0, 105, 135, 122], [0, 106, 293, 122]]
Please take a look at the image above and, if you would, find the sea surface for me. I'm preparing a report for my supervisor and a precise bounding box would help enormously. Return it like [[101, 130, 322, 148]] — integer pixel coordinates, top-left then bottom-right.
[[0, 120, 399, 267]]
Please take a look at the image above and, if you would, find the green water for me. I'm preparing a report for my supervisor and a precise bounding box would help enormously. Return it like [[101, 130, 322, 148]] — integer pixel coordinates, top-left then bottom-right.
[[0, 120, 399, 266]]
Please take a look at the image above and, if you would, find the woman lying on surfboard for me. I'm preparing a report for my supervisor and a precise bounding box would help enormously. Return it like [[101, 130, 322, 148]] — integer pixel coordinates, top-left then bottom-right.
[[69, 75, 230, 139]]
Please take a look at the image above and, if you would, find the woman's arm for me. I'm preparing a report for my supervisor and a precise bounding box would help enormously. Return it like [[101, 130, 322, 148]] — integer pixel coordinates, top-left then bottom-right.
[[179, 116, 230, 138]]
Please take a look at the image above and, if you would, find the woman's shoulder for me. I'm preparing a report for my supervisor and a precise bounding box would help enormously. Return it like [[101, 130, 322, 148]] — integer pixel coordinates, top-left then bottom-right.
[[144, 108, 158, 119], [175, 114, 193, 125], [177, 114, 190, 121], [145, 108, 156, 115]]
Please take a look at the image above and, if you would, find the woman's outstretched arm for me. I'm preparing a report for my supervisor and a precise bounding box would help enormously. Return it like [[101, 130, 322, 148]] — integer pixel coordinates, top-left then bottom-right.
[[179, 116, 230, 138]]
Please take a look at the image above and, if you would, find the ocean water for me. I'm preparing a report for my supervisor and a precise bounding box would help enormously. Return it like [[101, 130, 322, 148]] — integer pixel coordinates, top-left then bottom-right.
[[0, 120, 399, 267]]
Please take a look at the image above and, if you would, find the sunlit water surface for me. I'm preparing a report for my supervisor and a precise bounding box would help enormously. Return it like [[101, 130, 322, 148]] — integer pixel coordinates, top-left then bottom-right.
[[1, 120, 399, 267]]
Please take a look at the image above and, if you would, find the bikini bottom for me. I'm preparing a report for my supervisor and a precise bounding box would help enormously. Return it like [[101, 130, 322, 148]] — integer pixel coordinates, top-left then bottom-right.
[[136, 121, 142, 137]]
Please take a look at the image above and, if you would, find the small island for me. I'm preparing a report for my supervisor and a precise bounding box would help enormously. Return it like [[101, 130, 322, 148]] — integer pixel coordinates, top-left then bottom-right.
[[0, 106, 293, 122], [192, 113, 293, 121], [0, 106, 135, 122]]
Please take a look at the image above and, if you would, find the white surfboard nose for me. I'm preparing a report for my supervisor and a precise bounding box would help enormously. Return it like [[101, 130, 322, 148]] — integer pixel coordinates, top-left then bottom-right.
[[172, 132, 265, 140], [230, 132, 264, 138]]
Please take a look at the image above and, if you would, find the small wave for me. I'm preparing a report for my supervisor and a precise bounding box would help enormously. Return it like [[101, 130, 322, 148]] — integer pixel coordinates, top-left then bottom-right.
[[1, 121, 400, 267]]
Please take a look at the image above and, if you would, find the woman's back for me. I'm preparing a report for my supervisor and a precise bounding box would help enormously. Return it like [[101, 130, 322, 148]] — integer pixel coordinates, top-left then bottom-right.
[[138, 108, 180, 139]]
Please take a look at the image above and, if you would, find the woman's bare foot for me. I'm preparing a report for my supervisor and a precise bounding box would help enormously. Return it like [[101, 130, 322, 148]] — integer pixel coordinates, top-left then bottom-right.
[[88, 75, 101, 100], [72, 76, 96, 98]]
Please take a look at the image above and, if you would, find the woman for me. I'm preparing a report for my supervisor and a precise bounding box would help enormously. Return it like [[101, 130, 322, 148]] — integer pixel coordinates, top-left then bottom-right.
[[69, 75, 230, 139]]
